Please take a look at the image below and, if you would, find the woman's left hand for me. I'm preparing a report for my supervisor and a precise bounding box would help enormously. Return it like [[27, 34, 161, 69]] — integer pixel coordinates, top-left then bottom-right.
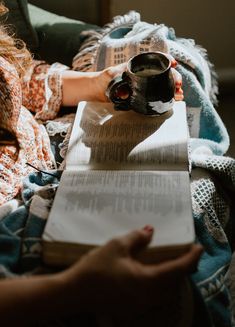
[[92, 63, 127, 102]]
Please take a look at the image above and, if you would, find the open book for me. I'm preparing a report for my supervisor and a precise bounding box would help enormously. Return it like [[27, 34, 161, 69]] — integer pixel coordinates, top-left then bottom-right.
[[42, 101, 195, 266]]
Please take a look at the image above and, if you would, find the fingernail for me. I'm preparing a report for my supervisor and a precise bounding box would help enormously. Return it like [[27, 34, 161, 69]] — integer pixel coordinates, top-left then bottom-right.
[[171, 60, 178, 68], [143, 225, 154, 233], [175, 81, 182, 86]]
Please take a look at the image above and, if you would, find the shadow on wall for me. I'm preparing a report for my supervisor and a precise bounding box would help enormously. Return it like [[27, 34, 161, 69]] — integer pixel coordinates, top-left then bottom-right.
[[110, 0, 235, 77], [29, 0, 107, 25], [217, 93, 235, 158]]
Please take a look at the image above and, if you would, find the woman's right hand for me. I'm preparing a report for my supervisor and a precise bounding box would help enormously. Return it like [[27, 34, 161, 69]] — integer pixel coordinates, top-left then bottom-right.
[[58, 226, 203, 318], [168, 55, 184, 101]]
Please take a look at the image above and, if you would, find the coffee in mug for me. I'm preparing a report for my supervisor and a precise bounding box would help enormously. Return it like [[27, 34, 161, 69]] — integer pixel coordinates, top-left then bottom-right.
[[106, 51, 175, 115]]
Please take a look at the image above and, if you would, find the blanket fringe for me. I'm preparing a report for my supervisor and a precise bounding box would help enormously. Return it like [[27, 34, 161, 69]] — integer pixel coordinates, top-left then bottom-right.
[[180, 38, 218, 105], [73, 11, 140, 72]]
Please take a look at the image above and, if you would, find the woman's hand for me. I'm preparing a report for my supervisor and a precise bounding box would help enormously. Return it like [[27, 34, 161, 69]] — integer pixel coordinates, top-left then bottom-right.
[[0, 226, 202, 325], [59, 226, 202, 318], [89, 63, 128, 102], [94, 57, 184, 103], [61, 64, 127, 106], [169, 55, 184, 101]]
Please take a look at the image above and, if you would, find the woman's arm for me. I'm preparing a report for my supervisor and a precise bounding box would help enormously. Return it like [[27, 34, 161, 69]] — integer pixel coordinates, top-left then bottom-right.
[[0, 227, 202, 325], [0, 274, 74, 325], [61, 60, 184, 107], [21, 59, 183, 120], [61, 64, 127, 106]]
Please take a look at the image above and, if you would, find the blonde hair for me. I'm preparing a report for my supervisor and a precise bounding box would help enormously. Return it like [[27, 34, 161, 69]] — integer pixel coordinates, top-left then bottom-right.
[[0, 2, 32, 79]]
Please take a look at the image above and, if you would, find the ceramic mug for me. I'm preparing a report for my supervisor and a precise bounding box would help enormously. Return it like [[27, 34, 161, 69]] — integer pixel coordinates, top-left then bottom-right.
[[106, 51, 175, 115]]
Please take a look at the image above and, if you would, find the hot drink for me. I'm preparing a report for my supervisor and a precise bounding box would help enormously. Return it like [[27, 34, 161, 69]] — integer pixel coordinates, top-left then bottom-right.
[[135, 67, 165, 77], [106, 51, 175, 115]]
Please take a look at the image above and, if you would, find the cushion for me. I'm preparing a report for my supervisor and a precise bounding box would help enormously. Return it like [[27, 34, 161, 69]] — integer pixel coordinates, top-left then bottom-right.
[[72, 11, 168, 72], [28, 4, 99, 66], [1, 0, 39, 50]]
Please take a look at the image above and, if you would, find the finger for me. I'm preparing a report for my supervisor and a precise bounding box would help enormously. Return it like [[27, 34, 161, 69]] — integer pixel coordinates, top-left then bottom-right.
[[119, 226, 154, 254], [164, 53, 178, 68], [107, 63, 127, 78], [175, 87, 184, 101], [174, 92, 184, 101], [171, 68, 182, 87], [143, 244, 203, 279], [176, 87, 184, 94]]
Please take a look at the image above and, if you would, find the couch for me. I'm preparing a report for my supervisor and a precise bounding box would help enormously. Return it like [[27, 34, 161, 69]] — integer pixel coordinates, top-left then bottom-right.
[[2, 0, 99, 66]]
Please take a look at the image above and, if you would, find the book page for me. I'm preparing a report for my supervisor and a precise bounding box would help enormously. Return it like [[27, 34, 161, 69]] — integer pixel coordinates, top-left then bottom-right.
[[65, 101, 189, 171], [43, 170, 194, 248]]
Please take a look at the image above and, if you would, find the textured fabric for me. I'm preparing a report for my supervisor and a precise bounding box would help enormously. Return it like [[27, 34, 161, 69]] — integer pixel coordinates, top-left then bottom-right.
[[1, 0, 38, 50], [190, 158, 235, 327], [0, 57, 67, 206], [22, 61, 68, 121]]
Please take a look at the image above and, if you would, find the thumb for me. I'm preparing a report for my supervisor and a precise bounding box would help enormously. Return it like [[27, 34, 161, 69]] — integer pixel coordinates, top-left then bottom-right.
[[120, 225, 154, 255], [105, 62, 127, 79]]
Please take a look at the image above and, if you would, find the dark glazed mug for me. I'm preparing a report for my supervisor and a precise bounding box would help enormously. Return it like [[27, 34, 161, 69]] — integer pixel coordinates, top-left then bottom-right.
[[106, 52, 175, 116]]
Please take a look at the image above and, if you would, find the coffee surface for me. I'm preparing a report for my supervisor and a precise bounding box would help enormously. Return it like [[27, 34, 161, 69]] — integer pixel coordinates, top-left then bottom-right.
[[135, 66, 165, 77]]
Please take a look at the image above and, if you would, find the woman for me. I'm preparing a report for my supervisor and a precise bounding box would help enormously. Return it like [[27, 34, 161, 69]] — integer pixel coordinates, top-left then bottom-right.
[[0, 2, 201, 325]]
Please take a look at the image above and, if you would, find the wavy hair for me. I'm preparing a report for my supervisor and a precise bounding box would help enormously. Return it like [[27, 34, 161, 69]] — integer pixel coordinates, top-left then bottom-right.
[[0, 2, 32, 79]]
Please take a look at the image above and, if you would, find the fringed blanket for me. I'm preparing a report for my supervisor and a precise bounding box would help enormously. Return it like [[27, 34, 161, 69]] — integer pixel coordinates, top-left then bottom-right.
[[0, 10, 235, 327]]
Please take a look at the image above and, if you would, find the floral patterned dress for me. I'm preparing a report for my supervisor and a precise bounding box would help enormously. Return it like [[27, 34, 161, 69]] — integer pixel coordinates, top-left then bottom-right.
[[0, 56, 68, 205]]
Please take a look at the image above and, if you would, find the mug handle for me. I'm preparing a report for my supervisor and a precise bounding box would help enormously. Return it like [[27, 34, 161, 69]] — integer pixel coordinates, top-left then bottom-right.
[[106, 73, 132, 111]]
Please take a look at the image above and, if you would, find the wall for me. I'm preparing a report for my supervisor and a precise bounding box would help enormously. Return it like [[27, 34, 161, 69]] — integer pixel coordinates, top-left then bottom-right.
[[29, 0, 100, 24], [110, 0, 235, 81]]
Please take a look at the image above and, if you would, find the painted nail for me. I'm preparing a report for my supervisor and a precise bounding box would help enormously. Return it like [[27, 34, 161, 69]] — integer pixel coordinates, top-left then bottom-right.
[[175, 81, 182, 86], [176, 88, 183, 94], [143, 225, 154, 233]]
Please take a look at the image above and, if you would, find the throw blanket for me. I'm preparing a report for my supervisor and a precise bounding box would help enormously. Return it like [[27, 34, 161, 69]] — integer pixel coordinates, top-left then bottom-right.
[[0, 11, 234, 327], [72, 11, 229, 156]]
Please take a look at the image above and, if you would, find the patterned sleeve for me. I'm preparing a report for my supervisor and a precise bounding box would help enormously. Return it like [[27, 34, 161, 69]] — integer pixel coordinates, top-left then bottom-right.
[[22, 60, 69, 121]]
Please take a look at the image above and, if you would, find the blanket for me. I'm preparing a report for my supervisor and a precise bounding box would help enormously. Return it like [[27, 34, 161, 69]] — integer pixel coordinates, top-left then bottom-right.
[[0, 10, 235, 327], [0, 159, 234, 327], [72, 11, 229, 156]]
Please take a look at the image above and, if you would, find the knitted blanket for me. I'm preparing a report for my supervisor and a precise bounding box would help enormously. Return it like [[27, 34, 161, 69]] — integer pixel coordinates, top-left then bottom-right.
[[0, 10, 235, 327]]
